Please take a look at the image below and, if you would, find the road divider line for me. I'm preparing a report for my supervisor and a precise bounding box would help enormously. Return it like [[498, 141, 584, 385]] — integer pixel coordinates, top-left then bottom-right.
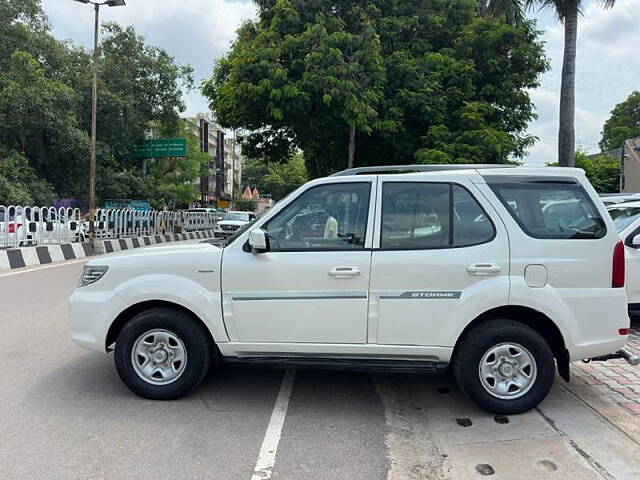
[[251, 369, 296, 480]]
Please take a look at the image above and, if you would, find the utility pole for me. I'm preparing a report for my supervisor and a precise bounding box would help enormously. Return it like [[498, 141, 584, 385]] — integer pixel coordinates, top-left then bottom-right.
[[89, 2, 99, 243], [73, 0, 126, 244]]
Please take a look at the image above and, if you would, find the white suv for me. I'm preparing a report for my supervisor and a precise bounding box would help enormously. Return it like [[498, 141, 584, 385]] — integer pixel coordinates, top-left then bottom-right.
[[214, 210, 256, 238], [69, 165, 631, 414]]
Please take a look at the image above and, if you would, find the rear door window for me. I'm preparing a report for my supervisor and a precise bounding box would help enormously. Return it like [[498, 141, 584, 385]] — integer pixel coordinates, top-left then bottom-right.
[[380, 183, 495, 249], [488, 180, 606, 239]]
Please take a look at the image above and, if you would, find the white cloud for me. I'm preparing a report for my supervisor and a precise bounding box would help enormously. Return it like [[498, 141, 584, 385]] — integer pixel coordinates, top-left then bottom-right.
[[40, 1, 640, 160], [524, 0, 640, 165], [41, 0, 257, 115]]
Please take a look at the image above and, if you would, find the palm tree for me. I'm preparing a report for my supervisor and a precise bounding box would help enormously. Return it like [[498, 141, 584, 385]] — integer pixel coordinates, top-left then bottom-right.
[[478, 0, 525, 26], [526, 1, 616, 167], [480, 1, 616, 167]]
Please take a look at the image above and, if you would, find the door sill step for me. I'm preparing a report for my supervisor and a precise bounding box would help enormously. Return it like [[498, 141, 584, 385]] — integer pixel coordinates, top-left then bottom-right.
[[223, 356, 449, 374]]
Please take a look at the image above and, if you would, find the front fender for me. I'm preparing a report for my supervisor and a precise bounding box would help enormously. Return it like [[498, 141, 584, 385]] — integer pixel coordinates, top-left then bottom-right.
[[70, 274, 227, 353], [113, 274, 227, 342]]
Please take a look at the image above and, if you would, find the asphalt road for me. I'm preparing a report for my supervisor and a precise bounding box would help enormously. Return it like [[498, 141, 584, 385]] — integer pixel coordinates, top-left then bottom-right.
[[2, 254, 640, 480]]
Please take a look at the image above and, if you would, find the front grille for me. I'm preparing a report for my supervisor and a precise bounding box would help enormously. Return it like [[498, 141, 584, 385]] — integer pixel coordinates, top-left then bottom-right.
[[221, 224, 240, 231]]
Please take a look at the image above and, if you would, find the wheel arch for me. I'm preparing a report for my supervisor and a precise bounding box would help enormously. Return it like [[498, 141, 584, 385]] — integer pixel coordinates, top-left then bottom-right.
[[106, 300, 216, 354], [453, 305, 570, 381]]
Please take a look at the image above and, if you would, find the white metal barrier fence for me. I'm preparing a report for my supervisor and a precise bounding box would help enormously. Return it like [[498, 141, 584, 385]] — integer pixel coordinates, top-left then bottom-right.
[[0, 205, 217, 249]]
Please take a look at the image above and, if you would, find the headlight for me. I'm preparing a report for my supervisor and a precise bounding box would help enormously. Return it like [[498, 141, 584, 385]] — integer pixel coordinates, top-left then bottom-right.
[[78, 265, 108, 287]]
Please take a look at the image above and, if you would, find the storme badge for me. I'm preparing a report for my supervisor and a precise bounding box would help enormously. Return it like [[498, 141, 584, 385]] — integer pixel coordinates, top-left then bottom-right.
[[378, 291, 462, 299]]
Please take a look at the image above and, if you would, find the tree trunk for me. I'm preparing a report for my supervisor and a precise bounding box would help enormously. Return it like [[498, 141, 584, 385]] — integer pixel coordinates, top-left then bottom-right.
[[558, 4, 578, 167], [348, 125, 356, 169]]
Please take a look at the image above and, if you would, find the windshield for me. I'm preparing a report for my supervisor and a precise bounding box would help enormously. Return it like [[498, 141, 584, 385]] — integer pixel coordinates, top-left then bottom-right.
[[223, 212, 250, 221], [609, 207, 640, 232]]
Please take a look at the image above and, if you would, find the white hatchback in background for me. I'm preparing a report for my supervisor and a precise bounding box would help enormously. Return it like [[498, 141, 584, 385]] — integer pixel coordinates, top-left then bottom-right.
[[70, 165, 635, 414], [607, 201, 640, 316]]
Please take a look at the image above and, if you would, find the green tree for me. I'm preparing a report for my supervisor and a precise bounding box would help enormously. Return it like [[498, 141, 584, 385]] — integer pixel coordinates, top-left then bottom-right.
[[0, 0, 196, 206], [95, 23, 194, 169], [146, 121, 208, 208], [233, 198, 258, 211], [600, 91, 640, 152], [478, 0, 525, 26], [525, 0, 616, 167], [241, 154, 308, 201], [548, 150, 619, 193], [0, 152, 56, 205], [205, 0, 548, 176], [0, 50, 89, 199]]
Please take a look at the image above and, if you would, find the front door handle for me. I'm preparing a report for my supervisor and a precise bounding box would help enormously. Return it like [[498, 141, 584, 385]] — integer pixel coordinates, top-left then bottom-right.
[[328, 266, 361, 279], [466, 263, 501, 276]]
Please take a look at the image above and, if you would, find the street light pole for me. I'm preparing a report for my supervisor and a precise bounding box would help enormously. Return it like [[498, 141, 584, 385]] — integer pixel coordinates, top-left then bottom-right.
[[73, 0, 126, 245], [89, 2, 99, 245]]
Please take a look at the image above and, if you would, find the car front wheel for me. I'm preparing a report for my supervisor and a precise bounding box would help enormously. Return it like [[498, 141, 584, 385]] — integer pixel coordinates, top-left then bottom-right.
[[114, 307, 214, 400], [453, 319, 555, 415]]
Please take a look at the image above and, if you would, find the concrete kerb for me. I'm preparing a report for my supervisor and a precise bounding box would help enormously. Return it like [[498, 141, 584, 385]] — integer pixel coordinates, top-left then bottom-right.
[[0, 230, 215, 272]]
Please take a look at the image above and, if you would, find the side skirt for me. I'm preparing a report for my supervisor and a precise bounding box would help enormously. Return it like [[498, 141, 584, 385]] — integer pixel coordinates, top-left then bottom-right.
[[223, 356, 449, 374]]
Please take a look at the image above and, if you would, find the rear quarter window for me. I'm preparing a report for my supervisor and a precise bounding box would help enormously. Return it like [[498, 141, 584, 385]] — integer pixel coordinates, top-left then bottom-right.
[[488, 181, 606, 239]]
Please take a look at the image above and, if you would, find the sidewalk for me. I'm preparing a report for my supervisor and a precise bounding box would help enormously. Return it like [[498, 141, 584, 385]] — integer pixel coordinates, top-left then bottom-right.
[[571, 319, 640, 416]]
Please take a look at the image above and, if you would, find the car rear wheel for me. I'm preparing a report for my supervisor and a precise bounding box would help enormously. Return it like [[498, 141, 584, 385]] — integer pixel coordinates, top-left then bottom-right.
[[114, 307, 213, 400], [453, 319, 555, 414]]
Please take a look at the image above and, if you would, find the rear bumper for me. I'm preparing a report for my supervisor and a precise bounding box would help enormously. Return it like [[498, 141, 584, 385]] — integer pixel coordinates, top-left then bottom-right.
[[571, 338, 628, 361]]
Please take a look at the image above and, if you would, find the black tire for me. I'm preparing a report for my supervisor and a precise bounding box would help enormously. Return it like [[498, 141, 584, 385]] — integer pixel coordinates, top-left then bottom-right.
[[453, 319, 555, 415], [114, 307, 214, 400]]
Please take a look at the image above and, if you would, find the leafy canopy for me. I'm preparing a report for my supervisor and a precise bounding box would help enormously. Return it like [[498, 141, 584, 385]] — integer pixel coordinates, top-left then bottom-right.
[[549, 150, 619, 193], [241, 154, 308, 201], [205, 0, 548, 176], [600, 91, 640, 152], [0, 0, 197, 207]]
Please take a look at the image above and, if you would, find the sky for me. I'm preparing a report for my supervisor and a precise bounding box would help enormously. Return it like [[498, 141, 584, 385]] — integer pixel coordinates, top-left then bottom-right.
[[41, 0, 640, 166]]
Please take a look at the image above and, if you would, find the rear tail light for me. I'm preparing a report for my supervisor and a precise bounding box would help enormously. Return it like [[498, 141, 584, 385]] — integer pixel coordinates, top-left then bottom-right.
[[8, 223, 22, 234], [619, 328, 630, 336], [612, 240, 625, 288]]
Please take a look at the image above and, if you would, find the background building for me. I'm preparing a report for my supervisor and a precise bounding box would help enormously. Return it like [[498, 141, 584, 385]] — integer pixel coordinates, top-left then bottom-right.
[[619, 137, 640, 193], [184, 114, 244, 208]]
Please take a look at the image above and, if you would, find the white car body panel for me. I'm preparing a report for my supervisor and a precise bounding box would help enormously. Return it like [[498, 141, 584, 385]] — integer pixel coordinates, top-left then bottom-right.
[[607, 200, 640, 305], [69, 243, 227, 352], [221, 176, 377, 344], [70, 167, 629, 366], [368, 173, 511, 347]]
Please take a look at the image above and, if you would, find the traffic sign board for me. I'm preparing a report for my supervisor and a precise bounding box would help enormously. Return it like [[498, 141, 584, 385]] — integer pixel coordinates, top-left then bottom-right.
[[133, 138, 188, 158]]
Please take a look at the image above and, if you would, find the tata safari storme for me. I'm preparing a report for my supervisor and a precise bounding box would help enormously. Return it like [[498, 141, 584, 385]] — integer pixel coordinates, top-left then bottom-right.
[[70, 165, 635, 414]]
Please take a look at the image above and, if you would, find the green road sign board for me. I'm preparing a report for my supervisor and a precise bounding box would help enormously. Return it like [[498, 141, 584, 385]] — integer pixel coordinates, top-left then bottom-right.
[[133, 138, 188, 158]]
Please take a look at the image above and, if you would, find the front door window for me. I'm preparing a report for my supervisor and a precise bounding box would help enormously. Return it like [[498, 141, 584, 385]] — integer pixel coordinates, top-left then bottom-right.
[[264, 183, 371, 251]]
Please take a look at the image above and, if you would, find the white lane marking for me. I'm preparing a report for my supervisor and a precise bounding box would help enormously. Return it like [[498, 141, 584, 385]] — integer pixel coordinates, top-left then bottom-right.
[[0, 258, 87, 278], [251, 369, 296, 480]]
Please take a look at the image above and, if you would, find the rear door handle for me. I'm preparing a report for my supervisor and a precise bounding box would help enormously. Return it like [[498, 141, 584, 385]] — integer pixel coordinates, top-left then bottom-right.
[[329, 266, 361, 279], [466, 263, 501, 276]]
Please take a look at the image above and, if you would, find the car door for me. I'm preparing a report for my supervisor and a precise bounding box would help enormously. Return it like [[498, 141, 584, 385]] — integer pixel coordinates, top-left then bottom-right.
[[368, 175, 509, 346], [221, 178, 376, 344]]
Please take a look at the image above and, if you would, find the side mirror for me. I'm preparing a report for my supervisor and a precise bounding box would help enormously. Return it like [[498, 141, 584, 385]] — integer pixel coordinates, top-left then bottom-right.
[[629, 234, 640, 249], [248, 229, 270, 253]]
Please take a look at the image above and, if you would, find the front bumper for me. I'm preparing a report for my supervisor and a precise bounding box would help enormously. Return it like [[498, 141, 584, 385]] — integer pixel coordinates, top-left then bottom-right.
[[69, 289, 116, 353], [214, 229, 238, 238]]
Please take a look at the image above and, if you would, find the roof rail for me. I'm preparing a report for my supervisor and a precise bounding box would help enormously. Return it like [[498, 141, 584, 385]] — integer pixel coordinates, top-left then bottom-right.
[[330, 164, 517, 177]]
